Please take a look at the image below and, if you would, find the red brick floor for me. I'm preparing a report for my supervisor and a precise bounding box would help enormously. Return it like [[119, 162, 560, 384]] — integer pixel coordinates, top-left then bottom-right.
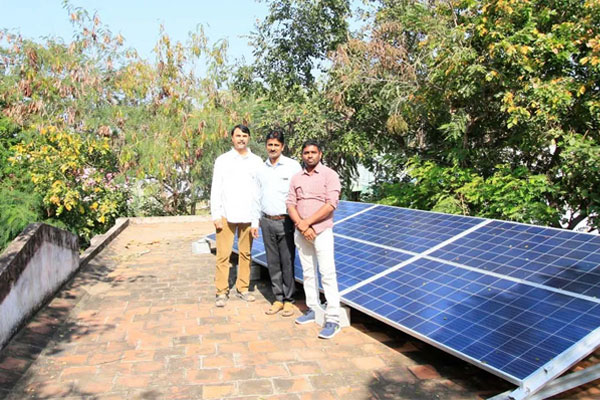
[[0, 220, 598, 399]]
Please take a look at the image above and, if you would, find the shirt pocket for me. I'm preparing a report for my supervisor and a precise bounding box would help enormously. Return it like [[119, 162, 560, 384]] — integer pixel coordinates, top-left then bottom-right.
[[279, 177, 291, 195], [294, 186, 304, 198]]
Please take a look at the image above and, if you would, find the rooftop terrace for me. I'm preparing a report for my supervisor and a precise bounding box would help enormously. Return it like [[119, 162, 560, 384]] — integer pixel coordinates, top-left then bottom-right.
[[0, 218, 598, 399]]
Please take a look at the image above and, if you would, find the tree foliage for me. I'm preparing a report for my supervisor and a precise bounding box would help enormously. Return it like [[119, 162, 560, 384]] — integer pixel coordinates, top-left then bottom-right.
[[378, 156, 559, 226], [9, 125, 127, 244], [0, 2, 261, 248], [327, 0, 600, 230], [0, 117, 43, 251], [114, 26, 255, 215], [237, 0, 350, 94], [2, 0, 599, 248]]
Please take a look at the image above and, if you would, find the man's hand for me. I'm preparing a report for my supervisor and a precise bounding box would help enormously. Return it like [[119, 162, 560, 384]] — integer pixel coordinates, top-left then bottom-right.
[[214, 219, 223, 230], [251, 227, 259, 239], [303, 227, 316, 241], [295, 219, 310, 233]]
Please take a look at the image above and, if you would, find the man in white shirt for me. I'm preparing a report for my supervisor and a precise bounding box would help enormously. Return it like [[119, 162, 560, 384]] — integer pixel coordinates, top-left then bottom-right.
[[253, 130, 302, 317], [211, 124, 263, 307]]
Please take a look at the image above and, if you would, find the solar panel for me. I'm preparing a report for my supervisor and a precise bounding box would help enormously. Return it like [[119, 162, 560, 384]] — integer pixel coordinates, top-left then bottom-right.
[[327, 236, 413, 291], [334, 205, 485, 253], [341, 256, 600, 382], [333, 200, 376, 222], [208, 201, 378, 283], [205, 200, 600, 398], [431, 220, 600, 298]]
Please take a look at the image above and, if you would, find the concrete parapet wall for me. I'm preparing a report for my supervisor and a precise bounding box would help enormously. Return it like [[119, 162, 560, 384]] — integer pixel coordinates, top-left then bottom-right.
[[0, 223, 79, 349], [0, 215, 210, 350]]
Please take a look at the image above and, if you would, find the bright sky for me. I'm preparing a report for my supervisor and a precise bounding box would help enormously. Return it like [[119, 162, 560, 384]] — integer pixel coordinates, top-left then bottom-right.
[[0, 0, 269, 63]]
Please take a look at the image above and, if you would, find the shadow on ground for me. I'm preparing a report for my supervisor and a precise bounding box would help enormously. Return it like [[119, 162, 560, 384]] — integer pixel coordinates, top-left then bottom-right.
[[0, 244, 151, 399]]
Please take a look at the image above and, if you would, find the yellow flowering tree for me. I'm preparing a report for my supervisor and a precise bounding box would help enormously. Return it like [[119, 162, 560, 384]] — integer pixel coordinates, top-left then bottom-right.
[[10, 125, 127, 244]]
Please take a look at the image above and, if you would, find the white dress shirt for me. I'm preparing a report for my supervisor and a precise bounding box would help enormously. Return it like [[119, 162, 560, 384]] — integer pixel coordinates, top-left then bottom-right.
[[210, 148, 263, 227], [256, 155, 302, 216]]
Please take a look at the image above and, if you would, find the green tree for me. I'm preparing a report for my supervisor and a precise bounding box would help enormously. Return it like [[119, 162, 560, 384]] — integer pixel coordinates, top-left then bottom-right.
[[378, 157, 559, 227], [236, 0, 350, 94], [115, 27, 260, 215], [0, 4, 132, 245], [232, 0, 361, 191], [0, 118, 44, 252], [328, 0, 600, 230]]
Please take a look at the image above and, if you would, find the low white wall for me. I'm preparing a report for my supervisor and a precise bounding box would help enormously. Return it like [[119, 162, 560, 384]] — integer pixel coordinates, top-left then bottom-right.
[[0, 224, 78, 348]]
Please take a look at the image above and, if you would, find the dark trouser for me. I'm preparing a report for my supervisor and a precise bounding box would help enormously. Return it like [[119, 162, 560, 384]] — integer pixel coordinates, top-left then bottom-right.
[[260, 216, 296, 303]]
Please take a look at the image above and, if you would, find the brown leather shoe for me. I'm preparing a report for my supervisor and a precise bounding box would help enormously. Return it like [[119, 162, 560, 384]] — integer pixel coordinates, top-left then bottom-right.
[[281, 302, 294, 317], [266, 301, 284, 315]]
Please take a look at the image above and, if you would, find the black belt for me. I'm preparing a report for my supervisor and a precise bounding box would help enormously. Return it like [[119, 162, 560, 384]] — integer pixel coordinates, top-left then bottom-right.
[[262, 213, 288, 220]]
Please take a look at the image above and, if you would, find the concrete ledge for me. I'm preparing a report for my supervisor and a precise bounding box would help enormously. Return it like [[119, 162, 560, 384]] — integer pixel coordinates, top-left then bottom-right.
[[0, 223, 79, 349], [80, 217, 130, 269], [127, 215, 212, 224], [80, 215, 212, 268]]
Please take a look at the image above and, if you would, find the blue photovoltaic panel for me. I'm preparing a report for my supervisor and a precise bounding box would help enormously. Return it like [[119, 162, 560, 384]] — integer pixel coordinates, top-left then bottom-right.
[[206, 232, 216, 244], [334, 205, 485, 253], [430, 220, 600, 297], [253, 251, 302, 280], [333, 200, 375, 222], [342, 257, 600, 381], [252, 235, 266, 255], [208, 200, 600, 393], [331, 236, 412, 291], [207, 201, 371, 261], [254, 235, 412, 291]]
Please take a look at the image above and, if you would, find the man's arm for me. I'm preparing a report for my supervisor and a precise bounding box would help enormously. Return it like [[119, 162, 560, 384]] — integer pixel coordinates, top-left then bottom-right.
[[294, 204, 334, 234], [210, 157, 224, 230], [250, 164, 263, 239], [287, 204, 302, 228]]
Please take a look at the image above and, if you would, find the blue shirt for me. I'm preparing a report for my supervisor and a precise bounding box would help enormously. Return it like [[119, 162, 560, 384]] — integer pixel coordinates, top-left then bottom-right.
[[256, 155, 302, 216]]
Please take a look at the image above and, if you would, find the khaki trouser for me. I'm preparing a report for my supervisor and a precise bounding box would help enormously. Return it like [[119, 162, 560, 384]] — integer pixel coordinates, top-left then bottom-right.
[[215, 217, 253, 296]]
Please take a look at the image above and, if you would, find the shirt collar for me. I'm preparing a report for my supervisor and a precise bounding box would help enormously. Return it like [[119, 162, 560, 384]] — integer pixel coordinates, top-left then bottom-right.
[[302, 162, 323, 175], [264, 155, 288, 168], [230, 147, 253, 159]]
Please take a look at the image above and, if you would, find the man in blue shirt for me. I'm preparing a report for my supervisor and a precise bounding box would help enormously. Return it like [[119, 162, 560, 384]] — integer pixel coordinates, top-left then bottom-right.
[[252, 130, 302, 316]]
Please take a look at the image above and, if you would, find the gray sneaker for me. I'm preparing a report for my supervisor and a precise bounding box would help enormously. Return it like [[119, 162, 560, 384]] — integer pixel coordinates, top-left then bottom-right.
[[235, 289, 256, 302], [215, 294, 228, 307], [318, 322, 340, 339]]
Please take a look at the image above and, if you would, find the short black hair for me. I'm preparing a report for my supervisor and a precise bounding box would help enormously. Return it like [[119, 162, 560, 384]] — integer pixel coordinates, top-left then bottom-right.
[[301, 139, 321, 152], [265, 129, 285, 144], [230, 124, 250, 136]]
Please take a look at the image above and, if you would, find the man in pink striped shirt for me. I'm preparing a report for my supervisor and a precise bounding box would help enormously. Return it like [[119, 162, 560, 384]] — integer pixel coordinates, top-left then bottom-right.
[[286, 140, 342, 339]]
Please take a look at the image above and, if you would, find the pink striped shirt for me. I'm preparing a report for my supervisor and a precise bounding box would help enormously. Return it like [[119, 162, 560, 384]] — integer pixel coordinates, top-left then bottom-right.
[[286, 162, 341, 234]]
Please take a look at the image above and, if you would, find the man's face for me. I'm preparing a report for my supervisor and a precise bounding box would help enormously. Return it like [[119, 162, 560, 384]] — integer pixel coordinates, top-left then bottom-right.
[[266, 138, 284, 161], [231, 128, 249, 151], [302, 145, 322, 168]]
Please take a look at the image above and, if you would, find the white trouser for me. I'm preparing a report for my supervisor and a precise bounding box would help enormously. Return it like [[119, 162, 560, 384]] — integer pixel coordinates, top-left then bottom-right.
[[294, 228, 340, 324]]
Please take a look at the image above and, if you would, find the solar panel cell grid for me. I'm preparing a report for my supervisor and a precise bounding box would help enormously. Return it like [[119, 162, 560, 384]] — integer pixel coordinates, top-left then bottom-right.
[[332, 200, 375, 222], [334, 206, 485, 253], [212, 200, 600, 392], [342, 256, 600, 381], [431, 220, 600, 298]]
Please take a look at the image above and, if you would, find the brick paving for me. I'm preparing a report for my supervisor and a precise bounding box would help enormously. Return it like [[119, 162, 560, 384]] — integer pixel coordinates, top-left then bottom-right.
[[0, 219, 599, 399]]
